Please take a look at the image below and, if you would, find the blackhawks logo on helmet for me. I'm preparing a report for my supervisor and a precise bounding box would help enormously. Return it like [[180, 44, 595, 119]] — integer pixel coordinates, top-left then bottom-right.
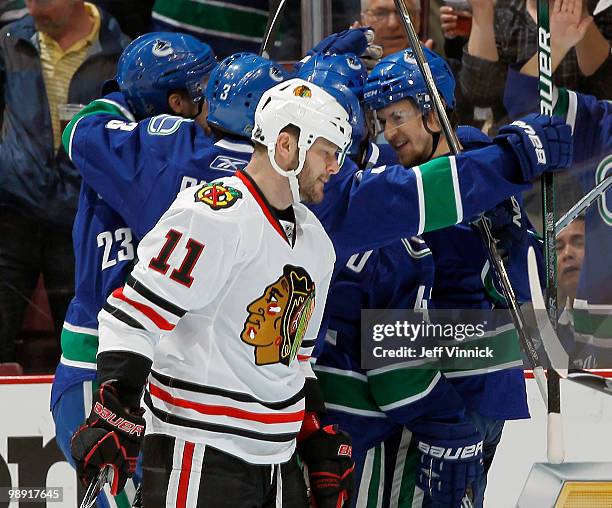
[[195, 182, 242, 210], [293, 84, 312, 98], [241, 265, 316, 366]]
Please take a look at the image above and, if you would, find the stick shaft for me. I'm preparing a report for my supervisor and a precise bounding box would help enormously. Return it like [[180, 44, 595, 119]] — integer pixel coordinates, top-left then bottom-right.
[[259, 0, 288, 58], [556, 175, 612, 235], [392, 0, 460, 154]]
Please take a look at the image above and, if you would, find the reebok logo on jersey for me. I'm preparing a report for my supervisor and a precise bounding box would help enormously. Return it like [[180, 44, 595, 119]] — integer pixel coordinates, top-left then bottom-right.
[[195, 183, 242, 210], [417, 440, 483, 460], [210, 155, 248, 172], [512, 120, 547, 164], [93, 402, 144, 436]]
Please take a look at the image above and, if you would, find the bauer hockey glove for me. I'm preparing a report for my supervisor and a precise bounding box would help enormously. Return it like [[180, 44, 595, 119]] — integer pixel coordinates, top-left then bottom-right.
[[412, 420, 484, 507], [494, 113, 573, 181], [298, 416, 355, 508], [71, 382, 145, 495]]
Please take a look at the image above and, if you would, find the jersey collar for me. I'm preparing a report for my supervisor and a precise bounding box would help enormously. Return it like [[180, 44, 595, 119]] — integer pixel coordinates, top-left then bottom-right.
[[236, 170, 295, 246]]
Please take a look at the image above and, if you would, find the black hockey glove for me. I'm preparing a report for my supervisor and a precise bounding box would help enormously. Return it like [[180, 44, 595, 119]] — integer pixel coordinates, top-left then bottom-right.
[[71, 383, 145, 495], [298, 424, 355, 508]]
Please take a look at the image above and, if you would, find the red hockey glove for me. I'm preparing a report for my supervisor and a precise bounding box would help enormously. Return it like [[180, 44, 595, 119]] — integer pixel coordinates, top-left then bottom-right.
[[298, 420, 355, 508], [71, 383, 145, 495]]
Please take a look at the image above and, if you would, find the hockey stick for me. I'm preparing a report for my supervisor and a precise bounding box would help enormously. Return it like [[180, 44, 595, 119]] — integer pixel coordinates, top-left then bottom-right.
[[556, 175, 612, 235], [527, 246, 612, 397], [392, 0, 550, 407], [259, 0, 289, 59], [80, 466, 110, 508], [536, 0, 564, 464]]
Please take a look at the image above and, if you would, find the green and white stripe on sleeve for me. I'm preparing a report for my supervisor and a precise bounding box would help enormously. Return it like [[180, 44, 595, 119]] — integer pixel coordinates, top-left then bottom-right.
[[61, 98, 135, 160], [414, 156, 463, 235]]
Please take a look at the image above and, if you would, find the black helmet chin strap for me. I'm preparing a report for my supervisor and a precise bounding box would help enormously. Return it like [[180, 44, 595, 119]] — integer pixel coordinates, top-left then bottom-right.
[[191, 99, 204, 119], [418, 111, 442, 165]]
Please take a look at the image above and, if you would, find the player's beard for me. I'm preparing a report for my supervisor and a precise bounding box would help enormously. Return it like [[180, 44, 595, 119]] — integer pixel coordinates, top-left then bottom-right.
[[297, 160, 326, 204]]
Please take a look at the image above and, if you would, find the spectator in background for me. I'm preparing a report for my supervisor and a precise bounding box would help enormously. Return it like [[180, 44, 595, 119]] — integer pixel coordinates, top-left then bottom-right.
[[557, 217, 586, 310], [459, 0, 611, 126], [0, 0, 27, 28], [0, 0, 128, 362], [353, 0, 434, 67], [150, 0, 268, 58], [360, 0, 415, 55], [358, 0, 435, 54]]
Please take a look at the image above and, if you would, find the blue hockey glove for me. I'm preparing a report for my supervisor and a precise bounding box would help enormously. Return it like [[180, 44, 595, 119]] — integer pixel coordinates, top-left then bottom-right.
[[412, 420, 484, 507], [494, 113, 572, 181], [481, 196, 526, 259], [307, 27, 371, 57]]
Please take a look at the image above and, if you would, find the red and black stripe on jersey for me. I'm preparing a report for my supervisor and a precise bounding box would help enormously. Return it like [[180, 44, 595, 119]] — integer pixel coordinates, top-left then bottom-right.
[[144, 370, 306, 443], [105, 274, 187, 332]]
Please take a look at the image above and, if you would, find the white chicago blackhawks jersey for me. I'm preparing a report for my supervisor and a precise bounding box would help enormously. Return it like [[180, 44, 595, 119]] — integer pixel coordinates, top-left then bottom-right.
[[97, 171, 335, 464]]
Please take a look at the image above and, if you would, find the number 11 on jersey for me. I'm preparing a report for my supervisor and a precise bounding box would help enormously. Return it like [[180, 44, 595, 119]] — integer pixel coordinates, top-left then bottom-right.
[[149, 229, 205, 288]]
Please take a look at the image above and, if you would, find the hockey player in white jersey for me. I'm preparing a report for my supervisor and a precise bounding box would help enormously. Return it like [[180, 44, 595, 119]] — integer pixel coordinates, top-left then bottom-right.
[[70, 79, 355, 507]]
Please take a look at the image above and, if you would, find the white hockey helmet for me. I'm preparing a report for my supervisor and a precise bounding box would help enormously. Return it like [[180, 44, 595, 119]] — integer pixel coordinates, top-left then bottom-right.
[[251, 78, 352, 203]]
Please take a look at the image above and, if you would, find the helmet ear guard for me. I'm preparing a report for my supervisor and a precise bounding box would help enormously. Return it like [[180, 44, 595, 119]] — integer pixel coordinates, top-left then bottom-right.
[[252, 78, 352, 204]]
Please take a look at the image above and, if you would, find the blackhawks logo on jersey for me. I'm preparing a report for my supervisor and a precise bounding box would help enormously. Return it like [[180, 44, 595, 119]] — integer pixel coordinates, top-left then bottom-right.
[[195, 183, 242, 210], [241, 265, 316, 366]]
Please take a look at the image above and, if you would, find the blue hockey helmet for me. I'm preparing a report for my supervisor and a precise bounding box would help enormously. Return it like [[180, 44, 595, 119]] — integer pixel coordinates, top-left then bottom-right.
[[116, 32, 217, 119], [296, 53, 367, 156], [363, 46, 456, 114], [205, 52, 289, 139]]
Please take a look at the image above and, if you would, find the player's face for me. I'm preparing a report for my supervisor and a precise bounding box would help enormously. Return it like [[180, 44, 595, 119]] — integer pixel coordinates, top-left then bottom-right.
[[242, 277, 290, 347], [298, 138, 342, 204], [26, 0, 76, 37], [377, 99, 433, 167], [556, 219, 585, 301]]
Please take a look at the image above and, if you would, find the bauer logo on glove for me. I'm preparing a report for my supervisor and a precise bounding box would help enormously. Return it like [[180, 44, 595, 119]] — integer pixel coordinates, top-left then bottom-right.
[[509, 120, 546, 164], [417, 440, 484, 460], [92, 401, 145, 436]]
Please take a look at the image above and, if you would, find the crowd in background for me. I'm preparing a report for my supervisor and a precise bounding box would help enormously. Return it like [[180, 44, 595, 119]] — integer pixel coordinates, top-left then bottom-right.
[[0, 0, 609, 374]]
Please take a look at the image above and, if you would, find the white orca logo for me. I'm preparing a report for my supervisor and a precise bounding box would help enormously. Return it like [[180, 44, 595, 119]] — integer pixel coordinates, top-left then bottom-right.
[[269, 66, 284, 82], [347, 56, 362, 71], [152, 40, 174, 58], [403, 53, 417, 65]]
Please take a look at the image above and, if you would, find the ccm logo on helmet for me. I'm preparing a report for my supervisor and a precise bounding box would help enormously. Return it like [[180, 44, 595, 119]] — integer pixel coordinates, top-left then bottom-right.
[[511, 120, 547, 164], [417, 441, 484, 460], [93, 402, 144, 436]]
